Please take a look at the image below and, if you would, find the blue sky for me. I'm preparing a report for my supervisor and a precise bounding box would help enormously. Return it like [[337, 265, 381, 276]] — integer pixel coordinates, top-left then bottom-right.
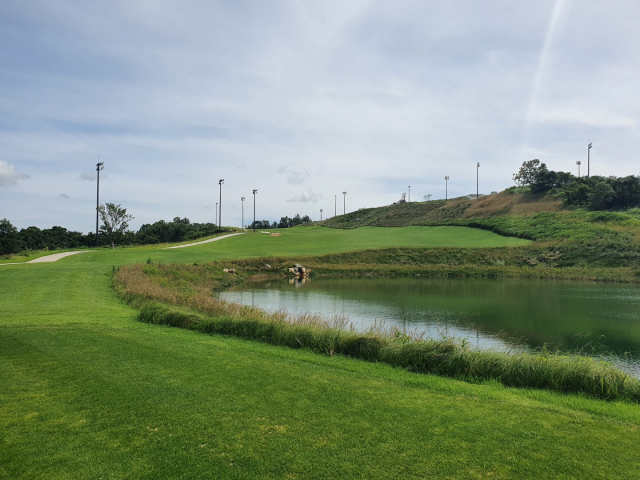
[[1, 0, 639, 231]]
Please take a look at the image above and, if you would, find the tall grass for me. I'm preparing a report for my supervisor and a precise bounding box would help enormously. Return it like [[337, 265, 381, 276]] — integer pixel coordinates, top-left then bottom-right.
[[114, 263, 640, 402], [137, 302, 640, 402]]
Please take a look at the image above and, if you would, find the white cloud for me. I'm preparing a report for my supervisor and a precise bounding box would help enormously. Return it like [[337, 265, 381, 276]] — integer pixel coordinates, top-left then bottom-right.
[[528, 107, 636, 128], [0, 161, 29, 187], [287, 189, 323, 203], [278, 166, 310, 185]]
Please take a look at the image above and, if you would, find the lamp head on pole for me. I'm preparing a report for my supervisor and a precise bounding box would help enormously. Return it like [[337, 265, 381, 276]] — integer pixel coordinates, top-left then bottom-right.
[[241, 197, 245, 201], [343, 191, 347, 195], [252, 189, 258, 195], [219, 179, 224, 185], [96, 162, 104, 171], [445, 176, 449, 181], [477, 162, 480, 168], [588, 143, 592, 150]]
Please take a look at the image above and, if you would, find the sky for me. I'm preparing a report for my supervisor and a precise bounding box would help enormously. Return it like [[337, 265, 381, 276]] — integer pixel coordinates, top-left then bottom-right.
[[1, 0, 639, 231]]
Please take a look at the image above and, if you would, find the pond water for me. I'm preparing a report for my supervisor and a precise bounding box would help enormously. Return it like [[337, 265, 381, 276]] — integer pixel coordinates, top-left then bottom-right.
[[219, 277, 640, 377]]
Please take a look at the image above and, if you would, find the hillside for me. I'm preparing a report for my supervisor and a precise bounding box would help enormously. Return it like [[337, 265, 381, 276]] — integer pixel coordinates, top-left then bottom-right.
[[321, 191, 565, 229], [320, 190, 640, 271]]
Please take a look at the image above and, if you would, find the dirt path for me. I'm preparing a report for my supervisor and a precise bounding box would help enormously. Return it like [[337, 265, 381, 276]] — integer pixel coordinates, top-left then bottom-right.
[[0, 250, 91, 266], [164, 232, 245, 249]]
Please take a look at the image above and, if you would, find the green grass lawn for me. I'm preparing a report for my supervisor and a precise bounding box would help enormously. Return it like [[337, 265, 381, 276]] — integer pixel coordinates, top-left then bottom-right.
[[63, 225, 526, 264], [2, 226, 639, 479]]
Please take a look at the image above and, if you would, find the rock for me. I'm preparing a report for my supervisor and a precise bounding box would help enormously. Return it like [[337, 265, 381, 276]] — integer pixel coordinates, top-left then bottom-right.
[[265, 264, 271, 269]]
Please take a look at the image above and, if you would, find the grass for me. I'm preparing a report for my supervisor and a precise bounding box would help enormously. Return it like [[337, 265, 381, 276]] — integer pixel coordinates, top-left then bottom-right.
[[321, 194, 640, 270], [2, 226, 640, 478], [114, 262, 640, 402]]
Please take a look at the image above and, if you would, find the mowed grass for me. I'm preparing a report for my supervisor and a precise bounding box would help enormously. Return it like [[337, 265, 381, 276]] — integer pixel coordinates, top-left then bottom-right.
[[2, 226, 640, 479], [60, 225, 530, 266]]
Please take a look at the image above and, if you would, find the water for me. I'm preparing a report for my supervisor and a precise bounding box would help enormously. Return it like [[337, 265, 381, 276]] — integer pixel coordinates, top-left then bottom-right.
[[219, 277, 640, 377]]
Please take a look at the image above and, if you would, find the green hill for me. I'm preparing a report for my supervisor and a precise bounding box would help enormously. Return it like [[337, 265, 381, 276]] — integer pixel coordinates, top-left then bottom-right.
[[320, 191, 640, 272]]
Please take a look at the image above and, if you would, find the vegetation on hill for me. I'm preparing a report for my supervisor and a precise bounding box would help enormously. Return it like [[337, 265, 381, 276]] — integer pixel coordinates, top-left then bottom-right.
[[320, 191, 640, 272], [512, 159, 640, 210]]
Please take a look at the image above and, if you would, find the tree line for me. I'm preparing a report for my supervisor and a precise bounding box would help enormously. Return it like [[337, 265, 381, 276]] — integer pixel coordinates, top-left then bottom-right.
[[512, 159, 640, 210], [248, 213, 311, 230]]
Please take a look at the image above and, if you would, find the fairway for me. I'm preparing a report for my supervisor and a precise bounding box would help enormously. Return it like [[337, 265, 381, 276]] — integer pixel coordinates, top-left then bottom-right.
[[61, 225, 530, 266], [2, 226, 639, 479]]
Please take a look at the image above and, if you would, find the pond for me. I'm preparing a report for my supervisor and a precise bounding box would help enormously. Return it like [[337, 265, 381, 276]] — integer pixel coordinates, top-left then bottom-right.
[[219, 276, 640, 377]]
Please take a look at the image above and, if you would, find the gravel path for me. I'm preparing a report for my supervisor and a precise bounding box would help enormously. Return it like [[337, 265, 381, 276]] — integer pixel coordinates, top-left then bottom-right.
[[0, 250, 91, 266], [164, 232, 245, 249]]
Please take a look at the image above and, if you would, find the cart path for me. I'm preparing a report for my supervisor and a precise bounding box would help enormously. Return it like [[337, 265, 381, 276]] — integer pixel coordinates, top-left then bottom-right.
[[0, 233, 246, 265], [0, 250, 91, 266], [164, 232, 245, 249]]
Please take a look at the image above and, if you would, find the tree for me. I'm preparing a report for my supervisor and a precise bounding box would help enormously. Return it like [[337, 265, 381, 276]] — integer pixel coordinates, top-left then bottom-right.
[[0, 219, 24, 255], [513, 159, 545, 187], [423, 194, 432, 202], [98, 203, 134, 248], [588, 182, 615, 211]]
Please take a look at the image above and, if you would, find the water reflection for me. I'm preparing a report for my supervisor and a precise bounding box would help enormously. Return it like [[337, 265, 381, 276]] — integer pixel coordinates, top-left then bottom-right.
[[219, 277, 640, 377]]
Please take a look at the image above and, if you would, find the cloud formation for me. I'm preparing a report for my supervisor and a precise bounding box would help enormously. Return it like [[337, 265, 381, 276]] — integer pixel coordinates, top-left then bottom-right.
[[287, 189, 322, 203], [0, 161, 29, 187], [0, 2, 638, 230], [279, 167, 310, 185]]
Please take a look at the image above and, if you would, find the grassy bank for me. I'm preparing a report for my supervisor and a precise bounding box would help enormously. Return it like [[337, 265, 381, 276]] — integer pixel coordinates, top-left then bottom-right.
[[114, 262, 640, 402]]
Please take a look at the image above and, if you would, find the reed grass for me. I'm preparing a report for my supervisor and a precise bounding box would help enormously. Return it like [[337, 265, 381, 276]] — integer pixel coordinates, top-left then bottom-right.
[[114, 263, 640, 402], [136, 302, 640, 402]]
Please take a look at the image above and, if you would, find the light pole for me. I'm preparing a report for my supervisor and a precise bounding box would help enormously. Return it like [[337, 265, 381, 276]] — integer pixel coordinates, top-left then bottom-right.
[[218, 179, 224, 233], [215, 203, 218, 226], [587, 143, 592, 177], [408, 185, 411, 202], [241, 197, 246, 231], [320, 208, 323, 221], [343, 191, 347, 215], [334, 195, 337, 217], [476, 162, 480, 199], [576, 160, 581, 178], [95, 159, 104, 247], [444, 176, 449, 202], [252, 189, 258, 232]]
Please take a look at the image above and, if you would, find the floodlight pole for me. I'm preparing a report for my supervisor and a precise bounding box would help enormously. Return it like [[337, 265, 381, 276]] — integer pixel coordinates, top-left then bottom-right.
[[587, 143, 592, 177], [218, 179, 224, 233], [241, 197, 246, 231], [320, 208, 323, 221], [576, 160, 581, 178], [252, 189, 258, 232], [95, 159, 104, 247], [334, 195, 336, 217], [445, 176, 449, 202], [215, 203, 218, 226], [408, 185, 411, 202], [476, 162, 480, 199], [343, 191, 347, 215]]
